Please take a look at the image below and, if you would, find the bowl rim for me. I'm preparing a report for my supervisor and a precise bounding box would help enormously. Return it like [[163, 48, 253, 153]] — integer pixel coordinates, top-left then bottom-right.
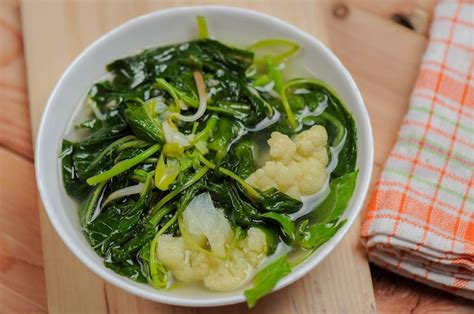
[[35, 5, 374, 307]]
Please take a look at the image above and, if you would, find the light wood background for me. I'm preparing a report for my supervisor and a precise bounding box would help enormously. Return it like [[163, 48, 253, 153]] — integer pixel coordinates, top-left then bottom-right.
[[1, 0, 473, 313]]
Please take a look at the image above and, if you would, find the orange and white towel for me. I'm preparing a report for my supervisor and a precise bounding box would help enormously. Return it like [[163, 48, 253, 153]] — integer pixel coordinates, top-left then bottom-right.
[[361, 0, 474, 299]]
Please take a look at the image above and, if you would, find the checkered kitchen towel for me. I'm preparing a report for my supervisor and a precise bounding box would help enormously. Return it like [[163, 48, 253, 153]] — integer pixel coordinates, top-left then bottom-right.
[[361, 0, 474, 299]]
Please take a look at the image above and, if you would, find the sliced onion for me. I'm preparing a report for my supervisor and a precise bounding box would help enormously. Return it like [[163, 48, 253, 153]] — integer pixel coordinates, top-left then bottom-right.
[[255, 81, 275, 93], [178, 100, 188, 110], [173, 71, 207, 122], [162, 121, 193, 146], [88, 97, 107, 120], [102, 183, 144, 207], [155, 101, 168, 114], [245, 65, 257, 77], [268, 89, 281, 99], [294, 88, 311, 95], [207, 78, 220, 87], [106, 99, 118, 109], [276, 62, 286, 71]]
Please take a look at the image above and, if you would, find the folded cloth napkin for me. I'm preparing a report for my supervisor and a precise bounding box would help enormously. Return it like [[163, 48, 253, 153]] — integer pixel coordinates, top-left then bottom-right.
[[361, 0, 474, 299]]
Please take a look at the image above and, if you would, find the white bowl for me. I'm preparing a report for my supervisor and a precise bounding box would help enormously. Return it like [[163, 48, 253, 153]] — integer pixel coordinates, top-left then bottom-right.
[[35, 5, 373, 307]]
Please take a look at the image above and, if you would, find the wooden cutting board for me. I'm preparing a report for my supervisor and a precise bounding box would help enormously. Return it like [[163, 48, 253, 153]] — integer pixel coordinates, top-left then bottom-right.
[[21, 0, 428, 312]]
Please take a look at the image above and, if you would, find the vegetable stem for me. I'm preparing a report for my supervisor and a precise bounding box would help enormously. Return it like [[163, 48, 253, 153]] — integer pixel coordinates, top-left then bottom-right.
[[149, 234, 169, 288], [247, 38, 299, 65], [85, 135, 136, 174], [220, 167, 260, 199], [155, 78, 198, 110], [191, 115, 217, 144], [157, 212, 178, 236], [196, 16, 209, 39], [199, 154, 261, 200], [86, 144, 161, 185], [116, 139, 151, 153]]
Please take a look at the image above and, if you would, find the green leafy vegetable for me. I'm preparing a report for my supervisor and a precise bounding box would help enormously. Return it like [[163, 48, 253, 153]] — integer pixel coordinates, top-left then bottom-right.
[[260, 188, 302, 214], [124, 99, 164, 143], [261, 212, 296, 242], [60, 140, 92, 199], [244, 254, 292, 308], [86, 144, 161, 185], [302, 170, 358, 224], [299, 221, 346, 249]]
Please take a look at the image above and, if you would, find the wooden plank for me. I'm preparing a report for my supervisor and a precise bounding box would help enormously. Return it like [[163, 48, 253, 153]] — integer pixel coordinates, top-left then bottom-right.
[[349, 0, 436, 35], [21, 0, 376, 312], [0, 0, 33, 160], [324, 2, 429, 167], [371, 265, 474, 313], [0, 147, 46, 312]]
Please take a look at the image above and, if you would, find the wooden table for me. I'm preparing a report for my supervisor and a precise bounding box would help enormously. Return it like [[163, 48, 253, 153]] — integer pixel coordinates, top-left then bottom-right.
[[1, 0, 473, 312]]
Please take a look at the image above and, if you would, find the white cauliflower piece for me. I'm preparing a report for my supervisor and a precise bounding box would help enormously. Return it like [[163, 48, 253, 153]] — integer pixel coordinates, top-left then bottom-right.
[[268, 132, 296, 164], [238, 227, 268, 267], [203, 249, 253, 291], [246, 125, 328, 199], [183, 193, 233, 257], [157, 225, 267, 291], [157, 235, 210, 283]]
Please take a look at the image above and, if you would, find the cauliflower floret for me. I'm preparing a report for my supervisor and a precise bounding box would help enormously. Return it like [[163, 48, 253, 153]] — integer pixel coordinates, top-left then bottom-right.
[[203, 227, 267, 291], [203, 249, 253, 291], [246, 125, 329, 199], [238, 227, 267, 266], [157, 235, 210, 283], [157, 192, 268, 291], [183, 193, 233, 257], [268, 132, 296, 164]]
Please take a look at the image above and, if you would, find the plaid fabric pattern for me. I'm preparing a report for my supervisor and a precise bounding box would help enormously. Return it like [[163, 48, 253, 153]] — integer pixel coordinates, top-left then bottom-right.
[[361, 0, 474, 299]]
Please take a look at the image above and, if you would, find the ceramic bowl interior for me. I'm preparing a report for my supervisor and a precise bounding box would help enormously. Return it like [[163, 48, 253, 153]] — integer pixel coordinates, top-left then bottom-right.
[[35, 5, 373, 307]]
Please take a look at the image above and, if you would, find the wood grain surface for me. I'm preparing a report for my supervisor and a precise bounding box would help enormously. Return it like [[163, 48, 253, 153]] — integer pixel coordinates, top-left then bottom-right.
[[1, 0, 473, 313]]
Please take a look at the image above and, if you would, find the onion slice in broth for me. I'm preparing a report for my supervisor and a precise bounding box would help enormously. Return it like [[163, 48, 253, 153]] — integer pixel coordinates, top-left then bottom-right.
[[173, 71, 207, 122]]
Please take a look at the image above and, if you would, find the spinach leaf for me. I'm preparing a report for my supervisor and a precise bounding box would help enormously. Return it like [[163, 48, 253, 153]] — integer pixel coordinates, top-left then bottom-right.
[[104, 257, 147, 283], [73, 135, 134, 180], [302, 170, 358, 224], [260, 188, 302, 214], [79, 181, 107, 227], [299, 221, 345, 249], [207, 182, 260, 227], [295, 171, 357, 249], [206, 72, 270, 125], [261, 212, 296, 242], [106, 39, 253, 91], [255, 225, 279, 255], [124, 99, 164, 143], [77, 110, 129, 148], [244, 254, 292, 308], [207, 117, 242, 163], [225, 139, 256, 179], [84, 175, 153, 256], [109, 222, 156, 262], [60, 140, 92, 199], [76, 118, 101, 130]]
